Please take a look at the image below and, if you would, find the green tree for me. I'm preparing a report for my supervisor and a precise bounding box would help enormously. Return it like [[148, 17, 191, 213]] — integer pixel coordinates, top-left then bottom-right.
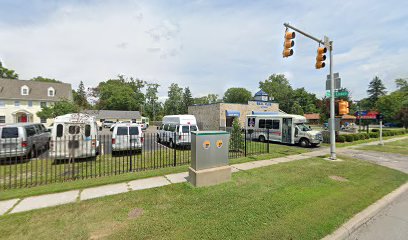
[[376, 91, 405, 123], [92, 76, 145, 111], [259, 74, 293, 113], [144, 83, 161, 121], [290, 101, 304, 115], [0, 61, 18, 79], [164, 83, 183, 115], [73, 81, 89, 109], [367, 76, 387, 108], [181, 87, 194, 114], [395, 78, 408, 92], [223, 88, 252, 104], [31, 76, 61, 83], [37, 100, 79, 119], [193, 94, 220, 105], [230, 118, 244, 151], [291, 87, 319, 113]]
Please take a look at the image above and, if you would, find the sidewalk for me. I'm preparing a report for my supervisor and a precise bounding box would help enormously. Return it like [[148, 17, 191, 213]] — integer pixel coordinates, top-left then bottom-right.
[[0, 148, 328, 215]]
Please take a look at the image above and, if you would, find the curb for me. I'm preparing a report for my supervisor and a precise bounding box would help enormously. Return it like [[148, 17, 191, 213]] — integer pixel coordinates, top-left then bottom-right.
[[322, 181, 408, 240]]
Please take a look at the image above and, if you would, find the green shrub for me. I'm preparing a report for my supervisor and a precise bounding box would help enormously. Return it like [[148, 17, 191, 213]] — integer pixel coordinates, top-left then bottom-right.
[[336, 135, 346, 143], [345, 134, 354, 142], [371, 129, 379, 132], [369, 132, 379, 138], [361, 133, 369, 139]]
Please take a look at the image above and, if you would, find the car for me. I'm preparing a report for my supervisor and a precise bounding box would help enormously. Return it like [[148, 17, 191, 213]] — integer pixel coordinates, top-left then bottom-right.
[[102, 120, 115, 128], [384, 122, 400, 128], [0, 123, 50, 159]]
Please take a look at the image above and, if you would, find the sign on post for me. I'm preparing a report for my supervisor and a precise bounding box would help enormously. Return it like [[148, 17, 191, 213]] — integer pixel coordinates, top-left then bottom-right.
[[325, 91, 349, 97], [326, 72, 341, 90]]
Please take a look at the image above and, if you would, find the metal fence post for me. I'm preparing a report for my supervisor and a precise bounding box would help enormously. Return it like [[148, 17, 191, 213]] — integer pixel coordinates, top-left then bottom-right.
[[129, 136, 133, 172], [244, 129, 247, 157], [173, 132, 177, 166], [267, 130, 270, 153]]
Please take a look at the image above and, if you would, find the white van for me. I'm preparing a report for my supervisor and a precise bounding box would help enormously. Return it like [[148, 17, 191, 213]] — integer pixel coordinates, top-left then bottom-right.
[[111, 123, 144, 153], [49, 113, 100, 159], [157, 115, 198, 148], [246, 114, 323, 147]]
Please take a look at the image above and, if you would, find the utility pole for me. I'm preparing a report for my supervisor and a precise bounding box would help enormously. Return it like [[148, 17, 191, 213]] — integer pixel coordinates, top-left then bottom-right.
[[283, 23, 336, 160]]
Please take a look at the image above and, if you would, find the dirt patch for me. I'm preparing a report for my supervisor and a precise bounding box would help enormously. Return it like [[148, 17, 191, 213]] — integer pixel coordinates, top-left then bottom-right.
[[128, 208, 144, 219], [329, 175, 349, 182]]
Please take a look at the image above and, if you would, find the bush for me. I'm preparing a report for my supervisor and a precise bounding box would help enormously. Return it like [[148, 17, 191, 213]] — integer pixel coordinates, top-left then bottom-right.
[[369, 132, 379, 138], [371, 129, 379, 132], [360, 133, 369, 139], [336, 135, 346, 143], [345, 134, 354, 142]]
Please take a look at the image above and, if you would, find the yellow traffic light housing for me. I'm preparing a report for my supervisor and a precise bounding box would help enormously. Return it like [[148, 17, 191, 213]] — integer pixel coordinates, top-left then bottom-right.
[[315, 46, 327, 69], [282, 31, 295, 58], [338, 100, 349, 115]]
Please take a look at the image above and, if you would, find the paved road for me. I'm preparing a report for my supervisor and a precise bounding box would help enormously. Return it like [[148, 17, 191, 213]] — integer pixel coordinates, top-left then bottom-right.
[[338, 139, 408, 240]]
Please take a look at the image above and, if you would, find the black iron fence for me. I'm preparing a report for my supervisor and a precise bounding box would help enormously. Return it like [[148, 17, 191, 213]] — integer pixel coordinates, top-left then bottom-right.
[[0, 130, 269, 190]]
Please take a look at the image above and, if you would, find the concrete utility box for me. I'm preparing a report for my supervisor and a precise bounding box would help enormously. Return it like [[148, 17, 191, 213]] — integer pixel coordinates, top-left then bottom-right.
[[188, 131, 231, 187]]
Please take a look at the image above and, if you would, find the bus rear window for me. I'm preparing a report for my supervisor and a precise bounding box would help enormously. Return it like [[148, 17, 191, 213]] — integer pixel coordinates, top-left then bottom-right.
[[129, 127, 139, 135], [182, 126, 189, 133], [85, 125, 91, 137], [1, 127, 18, 138], [68, 126, 80, 134], [117, 127, 128, 135], [56, 124, 63, 137]]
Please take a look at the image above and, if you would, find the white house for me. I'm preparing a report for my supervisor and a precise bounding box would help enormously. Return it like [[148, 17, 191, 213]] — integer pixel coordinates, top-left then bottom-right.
[[0, 78, 72, 125]]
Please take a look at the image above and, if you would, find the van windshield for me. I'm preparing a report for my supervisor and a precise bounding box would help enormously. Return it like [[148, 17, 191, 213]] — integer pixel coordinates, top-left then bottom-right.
[[117, 127, 128, 135], [129, 127, 139, 135], [1, 127, 18, 138], [296, 123, 311, 131], [191, 125, 198, 131]]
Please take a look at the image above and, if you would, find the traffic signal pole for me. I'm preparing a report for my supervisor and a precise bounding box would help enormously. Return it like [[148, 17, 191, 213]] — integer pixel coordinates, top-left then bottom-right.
[[283, 23, 336, 160]]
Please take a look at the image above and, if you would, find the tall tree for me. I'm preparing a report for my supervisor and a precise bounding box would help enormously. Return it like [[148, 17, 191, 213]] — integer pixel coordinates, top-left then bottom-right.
[[73, 81, 89, 109], [395, 78, 408, 92], [367, 76, 387, 108], [31, 76, 61, 83], [0, 61, 18, 79], [223, 88, 252, 104], [37, 100, 79, 119], [164, 83, 183, 115], [259, 74, 293, 113], [92, 75, 145, 111], [290, 101, 304, 115], [182, 87, 193, 114], [144, 83, 161, 120], [193, 94, 220, 105]]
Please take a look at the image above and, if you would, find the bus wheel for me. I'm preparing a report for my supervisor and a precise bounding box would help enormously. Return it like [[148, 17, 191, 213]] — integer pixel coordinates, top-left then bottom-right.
[[259, 135, 266, 142], [299, 138, 310, 148]]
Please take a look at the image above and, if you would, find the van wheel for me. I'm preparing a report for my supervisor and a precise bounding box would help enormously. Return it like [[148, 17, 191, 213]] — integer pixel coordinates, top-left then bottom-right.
[[299, 138, 310, 148], [157, 135, 161, 143], [169, 140, 174, 148], [29, 146, 36, 159], [259, 135, 266, 142]]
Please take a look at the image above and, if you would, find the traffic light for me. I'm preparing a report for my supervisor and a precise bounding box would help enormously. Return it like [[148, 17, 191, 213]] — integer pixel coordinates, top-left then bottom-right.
[[338, 100, 349, 115], [315, 46, 327, 69], [282, 31, 295, 58]]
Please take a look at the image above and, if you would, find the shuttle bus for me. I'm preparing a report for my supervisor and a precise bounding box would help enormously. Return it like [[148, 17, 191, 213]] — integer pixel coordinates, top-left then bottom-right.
[[246, 114, 323, 147]]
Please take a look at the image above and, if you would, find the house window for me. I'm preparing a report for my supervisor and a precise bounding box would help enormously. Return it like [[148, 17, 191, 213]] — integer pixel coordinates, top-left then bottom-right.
[[0, 100, 4, 108], [21, 85, 29, 96], [40, 118, 47, 123], [0, 116, 5, 123], [15, 100, 20, 107], [47, 87, 55, 97], [28, 101, 33, 107], [40, 102, 47, 108]]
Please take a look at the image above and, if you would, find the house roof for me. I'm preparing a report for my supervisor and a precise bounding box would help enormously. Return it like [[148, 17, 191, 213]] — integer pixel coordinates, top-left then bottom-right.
[[254, 90, 268, 96], [0, 78, 72, 101], [83, 110, 141, 120], [303, 113, 320, 120]]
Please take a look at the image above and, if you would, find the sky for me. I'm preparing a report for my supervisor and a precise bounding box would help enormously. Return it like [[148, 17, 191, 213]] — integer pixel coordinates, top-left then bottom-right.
[[0, 0, 407, 101]]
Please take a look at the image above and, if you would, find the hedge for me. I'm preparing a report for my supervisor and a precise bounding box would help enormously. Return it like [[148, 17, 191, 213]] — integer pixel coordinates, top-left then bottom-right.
[[322, 129, 406, 143]]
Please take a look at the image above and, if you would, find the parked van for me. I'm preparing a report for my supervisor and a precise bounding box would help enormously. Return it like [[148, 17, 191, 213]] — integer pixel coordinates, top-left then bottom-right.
[[111, 123, 144, 153], [136, 117, 149, 130], [246, 114, 323, 147], [49, 113, 99, 159], [157, 115, 198, 148], [0, 123, 50, 159]]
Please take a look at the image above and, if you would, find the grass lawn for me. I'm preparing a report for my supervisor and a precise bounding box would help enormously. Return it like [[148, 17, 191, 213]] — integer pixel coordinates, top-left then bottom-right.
[[356, 138, 408, 155], [0, 143, 309, 201], [0, 156, 406, 240]]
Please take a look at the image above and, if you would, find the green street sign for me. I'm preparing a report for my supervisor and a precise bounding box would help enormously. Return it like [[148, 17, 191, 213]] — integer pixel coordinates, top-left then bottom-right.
[[326, 91, 349, 97]]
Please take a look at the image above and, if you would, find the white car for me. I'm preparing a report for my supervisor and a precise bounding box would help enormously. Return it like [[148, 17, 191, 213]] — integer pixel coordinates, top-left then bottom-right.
[[111, 123, 144, 153]]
